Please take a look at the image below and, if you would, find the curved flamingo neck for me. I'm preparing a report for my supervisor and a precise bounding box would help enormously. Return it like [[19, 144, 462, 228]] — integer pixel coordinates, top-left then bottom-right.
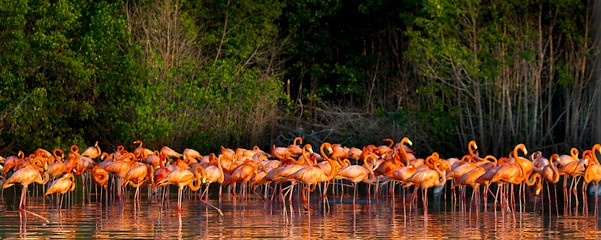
[[384, 138, 394, 148], [484, 155, 497, 164], [70, 145, 79, 154], [525, 172, 541, 186], [320, 143, 332, 163], [188, 165, 207, 191], [325, 157, 339, 181], [364, 153, 377, 182], [302, 144, 314, 166], [399, 138, 410, 162], [431, 157, 446, 186], [293, 137, 303, 146], [468, 140, 477, 158], [571, 148, 579, 159], [460, 155, 471, 163]]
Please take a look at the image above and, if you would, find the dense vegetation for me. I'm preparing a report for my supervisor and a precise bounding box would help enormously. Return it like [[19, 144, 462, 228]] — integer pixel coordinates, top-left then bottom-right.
[[0, 0, 598, 157]]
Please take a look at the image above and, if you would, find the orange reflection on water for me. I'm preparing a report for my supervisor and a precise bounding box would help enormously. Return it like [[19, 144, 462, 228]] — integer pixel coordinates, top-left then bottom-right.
[[0, 192, 601, 238]]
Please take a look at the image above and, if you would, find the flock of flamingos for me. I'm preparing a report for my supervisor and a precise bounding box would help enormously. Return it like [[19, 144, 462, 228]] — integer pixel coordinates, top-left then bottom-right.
[[1, 137, 601, 219]]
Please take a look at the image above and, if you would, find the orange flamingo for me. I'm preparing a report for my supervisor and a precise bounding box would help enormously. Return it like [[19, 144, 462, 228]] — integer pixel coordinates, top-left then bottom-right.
[[272, 144, 294, 162], [265, 144, 316, 208], [557, 147, 579, 166], [45, 173, 76, 209], [488, 144, 528, 213], [160, 146, 182, 160], [525, 172, 543, 195], [4, 150, 25, 174], [153, 154, 170, 186], [375, 137, 412, 178], [133, 140, 154, 161], [157, 164, 206, 212], [585, 144, 601, 216], [183, 148, 202, 164], [287, 146, 340, 211], [92, 165, 109, 188], [453, 155, 498, 210], [404, 152, 447, 216], [223, 161, 260, 197], [336, 153, 377, 204], [557, 148, 587, 210], [102, 152, 137, 201], [3, 167, 50, 210], [200, 154, 225, 203], [375, 138, 394, 157], [123, 162, 152, 203], [48, 148, 68, 179], [82, 141, 101, 159], [145, 151, 164, 169], [288, 137, 303, 156]]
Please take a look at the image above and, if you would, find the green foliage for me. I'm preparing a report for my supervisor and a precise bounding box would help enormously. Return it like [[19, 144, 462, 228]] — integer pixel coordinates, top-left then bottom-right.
[[0, 0, 596, 156], [0, 0, 145, 153]]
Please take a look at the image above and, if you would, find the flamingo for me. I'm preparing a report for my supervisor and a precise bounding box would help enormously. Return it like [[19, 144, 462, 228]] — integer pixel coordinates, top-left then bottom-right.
[[102, 152, 137, 201], [133, 140, 154, 161], [183, 148, 202, 164], [264, 144, 316, 210], [34, 148, 52, 159], [92, 165, 109, 188], [557, 148, 587, 211], [272, 144, 294, 162], [375, 138, 394, 157], [45, 173, 76, 209], [123, 162, 152, 203], [287, 146, 341, 211], [160, 146, 182, 160], [3, 167, 50, 210], [330, 144, 350, 162], [403, 152, 447, 216], [288, 137, 303, 156], [81, 141, 102, 159], [223, 161, 260, 197], [583, 144, 601, 215], [531, 151, 549, 170], [488, 144, 528, 213], [200, 155, 225, 203], [336, 153, 377, 204], [4, 150, 25, 174], [453, 155, 498, 210], [47, 148, 68, 179], [152, 154, 171, 202], [375, 137, 412, 178], [157, 164, 207, 212], [557, 147, 579, 166], [525, 172, 543, 195]]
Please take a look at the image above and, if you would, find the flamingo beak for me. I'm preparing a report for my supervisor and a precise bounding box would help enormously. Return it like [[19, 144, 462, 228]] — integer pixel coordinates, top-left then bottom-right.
[[407, 140, 413, 146]]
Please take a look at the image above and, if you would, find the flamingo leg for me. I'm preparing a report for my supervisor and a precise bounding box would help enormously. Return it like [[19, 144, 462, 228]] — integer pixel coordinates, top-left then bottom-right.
[[422, 187, 428, 217], [573, 176, 580, 213], [352, 183, 357, 208], [595, 183, 599, 217], [178, 187, 183, 213], [19, 185, 28, 211]]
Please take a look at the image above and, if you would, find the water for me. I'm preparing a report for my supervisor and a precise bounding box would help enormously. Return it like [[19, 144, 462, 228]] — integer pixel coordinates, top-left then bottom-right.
[[1, 186, 601, 239]]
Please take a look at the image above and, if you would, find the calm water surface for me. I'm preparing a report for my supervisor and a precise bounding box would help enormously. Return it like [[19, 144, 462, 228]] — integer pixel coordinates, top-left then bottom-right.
[[1, 186, 601, 239]]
